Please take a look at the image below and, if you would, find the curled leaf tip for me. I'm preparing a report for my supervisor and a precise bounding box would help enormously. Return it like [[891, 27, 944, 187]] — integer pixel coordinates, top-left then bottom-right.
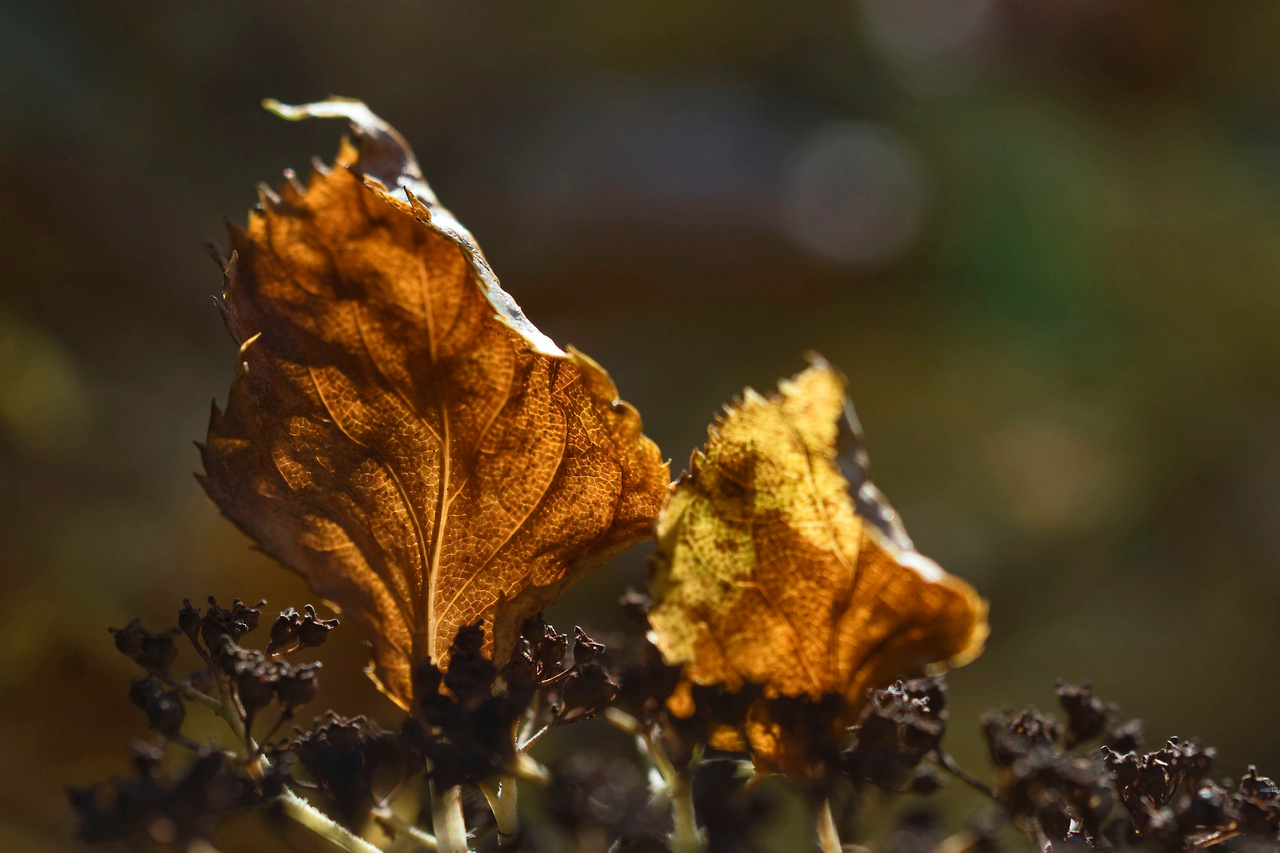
[[262, 96, 373, 123]]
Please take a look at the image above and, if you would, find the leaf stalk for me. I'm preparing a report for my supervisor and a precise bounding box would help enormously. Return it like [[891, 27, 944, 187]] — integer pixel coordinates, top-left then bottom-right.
[[430, 781, 470, 853], [817, 798, 842, 853], [479, 776, 519, 842]]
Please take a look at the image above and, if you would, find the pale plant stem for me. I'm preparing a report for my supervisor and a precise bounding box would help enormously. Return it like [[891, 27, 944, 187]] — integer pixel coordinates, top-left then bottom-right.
[[430, 781, 470, 853], [641, 730, 676, 788], [517, 700, 543, 748], [478, 776, 519, 841], [373, 805, 439, 850], [517, 721, 556, 752], [160, 674, 221, 711], [639, 730, 706, 853], [1193, 829, 1244, 848], [817, 799, 842, 853], [206, 665, 390, 853], [280, 789, 384, 853], [210, 674, 256, 752], [668, 768, 705, 853]]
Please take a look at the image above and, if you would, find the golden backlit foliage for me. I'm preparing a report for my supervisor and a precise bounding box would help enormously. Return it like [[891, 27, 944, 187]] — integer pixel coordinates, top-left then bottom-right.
[[648, 359, 987, 768], [198, 99, 668, 709], [200, 102, 986, 757]]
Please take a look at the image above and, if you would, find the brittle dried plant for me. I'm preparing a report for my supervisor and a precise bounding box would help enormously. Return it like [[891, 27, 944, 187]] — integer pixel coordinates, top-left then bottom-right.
[[69, 100, 1280, 853]]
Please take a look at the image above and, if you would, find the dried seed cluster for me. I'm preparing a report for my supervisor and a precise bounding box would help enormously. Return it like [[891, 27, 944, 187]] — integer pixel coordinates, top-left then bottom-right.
[[71, 598, 332, 845], [72, 598, 1280, 852]]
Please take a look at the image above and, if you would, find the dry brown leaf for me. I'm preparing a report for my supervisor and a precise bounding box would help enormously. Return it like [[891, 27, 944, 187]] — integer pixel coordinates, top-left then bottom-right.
[[648, 357, 987, 768], [198, 98, 668, 709]]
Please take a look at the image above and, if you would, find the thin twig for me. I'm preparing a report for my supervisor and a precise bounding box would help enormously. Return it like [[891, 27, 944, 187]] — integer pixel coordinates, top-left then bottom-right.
[[373, 804, 439, 850], [816, 798, 842, 853], [252, 709, 293, 756], [538, 666, 574, 688], [167, 734, 239, 761], [935, 752, 997, 799], [732, 769, 771, 804], [375, 777, 409, 810], [204, 662, 387, 853], [517, 721, 558, 752], [518, 686, 547, 747], [158, 673, 221, 711], [639, 727, 677, 790], [1190, 828, 1244, 848]]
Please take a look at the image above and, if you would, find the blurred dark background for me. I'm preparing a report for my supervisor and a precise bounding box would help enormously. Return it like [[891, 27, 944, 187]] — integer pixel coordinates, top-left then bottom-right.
[[5, 0, 1280, 849]]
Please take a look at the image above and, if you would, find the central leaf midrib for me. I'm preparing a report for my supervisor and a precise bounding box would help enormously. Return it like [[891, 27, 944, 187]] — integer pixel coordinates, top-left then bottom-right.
[[423, 267, 449, 664]]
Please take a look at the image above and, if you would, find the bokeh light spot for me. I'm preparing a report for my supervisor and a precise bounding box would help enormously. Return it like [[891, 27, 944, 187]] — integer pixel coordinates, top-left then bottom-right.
[[857, 0, 993, 63], [782, 121, 928, 268]]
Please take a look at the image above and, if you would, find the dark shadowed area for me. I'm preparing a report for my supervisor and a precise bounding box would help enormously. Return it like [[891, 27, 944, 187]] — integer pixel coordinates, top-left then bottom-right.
[[4, 0, 1280, 850]]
